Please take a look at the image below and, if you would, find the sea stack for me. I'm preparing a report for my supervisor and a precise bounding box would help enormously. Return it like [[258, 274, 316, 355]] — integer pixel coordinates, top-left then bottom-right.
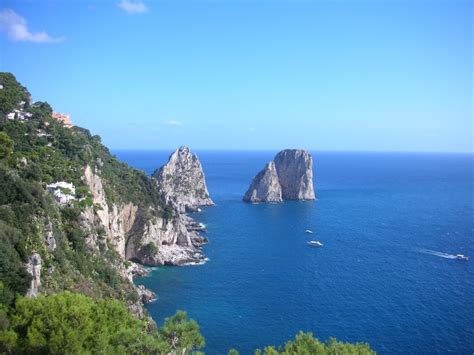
[[243, 149, 315, 203], [274, 149, 315, 200], [243, 161, 283, 203], [153, 146, 214, 212]]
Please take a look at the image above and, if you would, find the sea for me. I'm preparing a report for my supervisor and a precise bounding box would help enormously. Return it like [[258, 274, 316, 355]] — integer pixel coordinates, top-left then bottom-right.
[[114, 150, 474, 354]]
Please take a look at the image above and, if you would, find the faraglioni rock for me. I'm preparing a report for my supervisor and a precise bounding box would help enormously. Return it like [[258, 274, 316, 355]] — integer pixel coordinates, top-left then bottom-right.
[[153, 146, 214, 213], [243, 149, 315, 203], [243, 161, 282, 203], [274, 149, 315, 200]]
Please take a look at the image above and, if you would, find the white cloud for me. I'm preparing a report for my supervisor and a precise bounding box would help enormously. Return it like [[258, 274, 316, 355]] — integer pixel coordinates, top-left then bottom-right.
[[0, 9, 64, 43], [118, 0, 148, 14], [163, 120, 183, 126]]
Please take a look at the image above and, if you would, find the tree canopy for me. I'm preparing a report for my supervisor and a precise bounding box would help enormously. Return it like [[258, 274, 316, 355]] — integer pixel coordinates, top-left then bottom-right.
[[0, 292, 204, 355], [253, 331, 375, 355]]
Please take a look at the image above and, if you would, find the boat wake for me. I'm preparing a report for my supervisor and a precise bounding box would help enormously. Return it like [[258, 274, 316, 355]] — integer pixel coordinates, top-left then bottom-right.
[[417, 248, 458, 259]]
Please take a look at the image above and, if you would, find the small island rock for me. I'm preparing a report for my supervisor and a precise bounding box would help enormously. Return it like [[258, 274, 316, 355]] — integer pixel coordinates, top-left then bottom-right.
[[243, 161, 283, 203], [243, 149, 315, 203], [274, 149, 315, 200]]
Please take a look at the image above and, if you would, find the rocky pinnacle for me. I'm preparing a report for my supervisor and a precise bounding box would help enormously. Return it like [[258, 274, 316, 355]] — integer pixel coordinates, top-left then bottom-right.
[[243, 149, 315, 203], [153, 146, 214, 212]]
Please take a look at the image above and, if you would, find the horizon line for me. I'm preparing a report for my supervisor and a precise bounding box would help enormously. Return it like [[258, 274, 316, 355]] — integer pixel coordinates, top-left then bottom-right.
[[109, 148, 474, 155]]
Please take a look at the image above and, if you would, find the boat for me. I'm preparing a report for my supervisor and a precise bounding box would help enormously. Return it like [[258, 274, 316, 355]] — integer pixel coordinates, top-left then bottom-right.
[[307, 240, 323, 247], [456, 254, 469, 261], [305, 229, 313, 234]]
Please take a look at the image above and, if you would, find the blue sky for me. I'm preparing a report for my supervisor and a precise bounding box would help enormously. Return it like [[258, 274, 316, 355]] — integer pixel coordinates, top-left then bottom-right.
[[0, 0, 472, 152]]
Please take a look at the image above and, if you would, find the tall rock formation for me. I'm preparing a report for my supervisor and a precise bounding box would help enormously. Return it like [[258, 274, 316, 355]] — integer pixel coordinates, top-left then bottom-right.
[[243, 149, 315, 203], [274, 149, 315, 200], [153, 146, 214, 213], [26, 253, 42, 298], [243, 161, 282, 203]]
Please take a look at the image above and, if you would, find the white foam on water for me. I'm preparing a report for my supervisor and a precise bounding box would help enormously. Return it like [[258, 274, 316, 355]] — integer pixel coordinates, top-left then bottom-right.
[[182, 257, 210, 266], [417, 248, 457, 259]]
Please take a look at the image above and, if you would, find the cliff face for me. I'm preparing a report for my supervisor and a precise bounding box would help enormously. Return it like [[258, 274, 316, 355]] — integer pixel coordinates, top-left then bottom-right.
[[126, 214, 207, 266], [274, 149, 315, 200], [243, 161, 282, 203], [81, 165, 138, 256], [243, 149, 315, 203], [153, 146, 214, 213], [26, 254, 42, 298], [82, 165, 207, 266]]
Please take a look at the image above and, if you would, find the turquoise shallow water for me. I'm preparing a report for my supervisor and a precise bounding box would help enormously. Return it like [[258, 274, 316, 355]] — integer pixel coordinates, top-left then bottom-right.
[[115, 151, 474, 354]]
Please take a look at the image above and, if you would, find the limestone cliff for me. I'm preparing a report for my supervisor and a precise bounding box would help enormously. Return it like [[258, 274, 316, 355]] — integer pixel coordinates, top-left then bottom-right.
[[243, 149, 315, 203], [274, 149, 315, 200], [81, 164, 207, 266], [26, 254, 42, 298], [243, 161, 282, 203], [153, 146, 214, 213]]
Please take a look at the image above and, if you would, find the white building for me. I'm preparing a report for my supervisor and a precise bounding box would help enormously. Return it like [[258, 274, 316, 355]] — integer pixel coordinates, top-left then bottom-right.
[[47, 182, 76, 206], [6, 110, 33, 121]]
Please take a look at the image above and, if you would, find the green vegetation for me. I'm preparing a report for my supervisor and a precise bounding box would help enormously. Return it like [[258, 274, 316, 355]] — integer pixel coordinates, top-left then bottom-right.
[[159, 310, 205, 353], [0, 291, 203, 354], [253, 332, 375, 354], [142, 242, 159, 257], [0, 132, 13, 161], [0, 73, 30, 115]]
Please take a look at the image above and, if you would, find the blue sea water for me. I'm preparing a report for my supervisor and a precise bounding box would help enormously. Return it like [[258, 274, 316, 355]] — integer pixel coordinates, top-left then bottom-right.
[[114, 150, 474, 354]]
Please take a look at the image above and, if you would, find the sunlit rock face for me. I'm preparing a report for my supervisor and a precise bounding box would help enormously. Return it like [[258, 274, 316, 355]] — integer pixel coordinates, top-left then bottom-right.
[[243, 149, 315, 203], [153, 146, 214, 213], [273, 149, 315, 200], [243, 161, 283, 203]]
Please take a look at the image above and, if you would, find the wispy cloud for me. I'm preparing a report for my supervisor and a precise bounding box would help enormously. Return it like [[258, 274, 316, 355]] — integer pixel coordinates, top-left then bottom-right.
[[0, 9, 64, 43], [163, 120, 183, 126], [118, 0, 148, 14]]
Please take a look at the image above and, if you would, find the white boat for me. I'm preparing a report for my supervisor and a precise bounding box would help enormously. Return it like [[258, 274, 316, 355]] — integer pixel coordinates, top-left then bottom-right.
[[307, 240, 323, 247], [456, 254, 469, 261], [305, 229, 314, 234]]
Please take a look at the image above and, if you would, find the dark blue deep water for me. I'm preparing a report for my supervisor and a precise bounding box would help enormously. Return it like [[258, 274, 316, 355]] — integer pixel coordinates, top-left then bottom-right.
[[114, 151, 474, 354]]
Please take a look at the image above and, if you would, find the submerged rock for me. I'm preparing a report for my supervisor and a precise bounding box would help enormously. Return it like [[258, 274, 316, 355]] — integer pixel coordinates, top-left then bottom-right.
[[243, 149, 315, 203], [153, 146, 214, 213], [243, 161, 282, 203]]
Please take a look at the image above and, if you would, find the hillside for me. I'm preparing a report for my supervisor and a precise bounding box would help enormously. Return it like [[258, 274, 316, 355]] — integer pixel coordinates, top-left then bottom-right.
[[1, 73, 168, 305], [0, 72, 213, 353]]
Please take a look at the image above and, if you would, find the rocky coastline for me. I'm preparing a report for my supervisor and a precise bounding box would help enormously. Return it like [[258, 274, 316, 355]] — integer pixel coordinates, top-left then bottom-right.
[[78, 146, 214, 310]]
